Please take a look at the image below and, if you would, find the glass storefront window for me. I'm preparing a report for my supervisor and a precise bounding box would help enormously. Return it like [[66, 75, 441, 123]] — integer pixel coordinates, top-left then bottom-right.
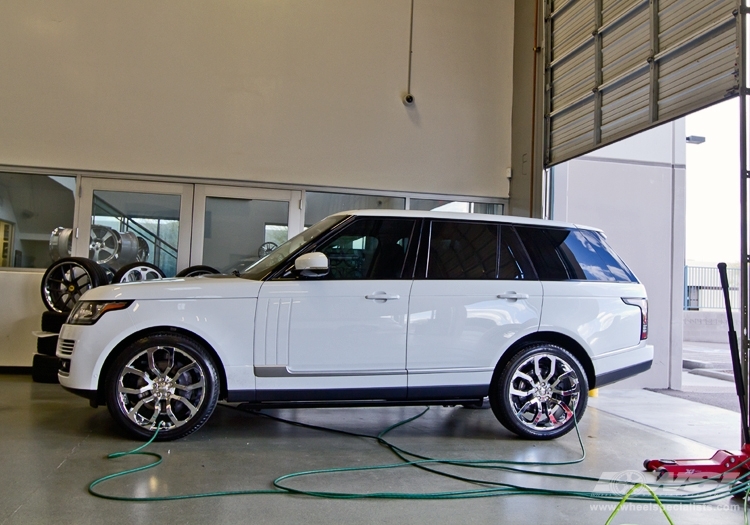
[[203, 197, 289, 272], [92, 191, 182, 276], [305, 191, 405, 226], [0, 173, 76, 269]]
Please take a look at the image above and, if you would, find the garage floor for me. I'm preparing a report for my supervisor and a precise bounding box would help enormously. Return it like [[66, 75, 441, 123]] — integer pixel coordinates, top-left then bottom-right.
[[0, 373, 746, 525]]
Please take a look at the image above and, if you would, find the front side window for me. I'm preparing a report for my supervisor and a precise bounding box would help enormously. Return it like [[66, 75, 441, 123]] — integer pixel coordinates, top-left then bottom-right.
[[315, 218, 416, 280], [242, 214, 347, 280]]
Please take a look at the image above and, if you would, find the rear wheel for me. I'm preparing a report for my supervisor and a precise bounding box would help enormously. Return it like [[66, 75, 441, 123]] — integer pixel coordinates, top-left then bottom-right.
[[105, 333, 219, 441], [490, 343, 588, 440]]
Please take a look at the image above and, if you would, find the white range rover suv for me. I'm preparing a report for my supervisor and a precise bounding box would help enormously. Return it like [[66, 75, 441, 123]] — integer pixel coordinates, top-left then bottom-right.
[[57, 210, 652, 441]]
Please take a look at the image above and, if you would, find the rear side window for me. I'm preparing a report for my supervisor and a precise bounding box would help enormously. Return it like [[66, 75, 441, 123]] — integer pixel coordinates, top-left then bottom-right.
[[424, 221, 534, 280], [514, 226, 637, 282]]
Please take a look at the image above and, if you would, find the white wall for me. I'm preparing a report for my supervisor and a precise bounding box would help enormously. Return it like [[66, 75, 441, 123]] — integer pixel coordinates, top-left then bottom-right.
[[0, 0, 514, 199], [684, 310, 739, 344], [551, 120, 686, 389], [0, 271, 47, 367]]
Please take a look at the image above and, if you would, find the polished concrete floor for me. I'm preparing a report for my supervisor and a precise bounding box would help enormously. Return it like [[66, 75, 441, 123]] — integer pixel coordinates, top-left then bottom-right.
[[1, 373, 747, 525]]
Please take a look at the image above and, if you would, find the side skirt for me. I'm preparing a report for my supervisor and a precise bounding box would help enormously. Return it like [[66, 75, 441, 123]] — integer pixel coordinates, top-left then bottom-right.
[[225, 384, 488, 408]]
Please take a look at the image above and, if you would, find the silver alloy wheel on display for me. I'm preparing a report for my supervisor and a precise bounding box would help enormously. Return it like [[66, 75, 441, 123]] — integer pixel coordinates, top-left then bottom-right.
[[115, 264, 164, 282], [89, 225, 120, 264], [88, 226, 139, 265], [116, 346, 206, 432], [136, 237, 150, 261], [48, 227, 73, 262], [507, 352, 580, 432]]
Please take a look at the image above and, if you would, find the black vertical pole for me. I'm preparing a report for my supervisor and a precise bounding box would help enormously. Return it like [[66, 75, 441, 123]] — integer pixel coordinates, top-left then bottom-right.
[[719, 263, 750, 442]]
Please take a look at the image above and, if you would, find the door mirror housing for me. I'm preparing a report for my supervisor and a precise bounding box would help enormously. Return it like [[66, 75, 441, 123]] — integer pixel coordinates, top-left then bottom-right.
[[295, 252, 329, 277]]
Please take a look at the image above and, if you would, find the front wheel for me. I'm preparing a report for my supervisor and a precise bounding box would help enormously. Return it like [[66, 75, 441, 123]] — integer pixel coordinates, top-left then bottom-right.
[[105, 333, 219, 441], [490, 343, 588, 440]]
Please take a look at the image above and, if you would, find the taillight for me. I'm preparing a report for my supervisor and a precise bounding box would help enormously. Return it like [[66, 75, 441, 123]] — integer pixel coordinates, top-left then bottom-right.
[[622, 297, 648, 340]]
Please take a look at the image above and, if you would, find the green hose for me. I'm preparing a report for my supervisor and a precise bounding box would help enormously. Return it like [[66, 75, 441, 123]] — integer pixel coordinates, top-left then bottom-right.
[[88, 405, 750, 522]]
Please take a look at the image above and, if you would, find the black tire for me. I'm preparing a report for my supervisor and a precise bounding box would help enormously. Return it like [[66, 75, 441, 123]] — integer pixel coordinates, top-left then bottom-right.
[[32, 353, 59, 383], [40, 257, 109, 313], [105, 333, 220, 441], [37, 335, 59, 357], [489, 343, 588, 440], [41, 310, 68, 333], [112, 262, 165, 283], [176, 265, 221, 278]]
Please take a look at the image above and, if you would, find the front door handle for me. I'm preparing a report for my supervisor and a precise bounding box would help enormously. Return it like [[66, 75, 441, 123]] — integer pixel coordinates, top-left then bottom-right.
[[497, 292, 529, 300], [365, 293, 400, 301]]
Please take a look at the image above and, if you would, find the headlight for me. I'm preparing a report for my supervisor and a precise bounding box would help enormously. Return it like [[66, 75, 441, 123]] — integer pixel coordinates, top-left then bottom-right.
[[67, 301, 132, 325]]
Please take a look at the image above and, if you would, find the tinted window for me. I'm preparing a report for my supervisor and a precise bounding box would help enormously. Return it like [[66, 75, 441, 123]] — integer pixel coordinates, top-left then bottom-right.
[[427, 221, 497, 279], [515, 226, 636, 282], [316, 218, 415, 279], [499, 226, 535, 280], [579, 230, 637, 282]]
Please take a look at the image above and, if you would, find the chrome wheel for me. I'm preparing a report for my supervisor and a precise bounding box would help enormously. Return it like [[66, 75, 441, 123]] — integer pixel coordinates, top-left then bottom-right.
[[490, 344, 588, 440], [116, 346, 206, 432], [507, 352, 580, 432]]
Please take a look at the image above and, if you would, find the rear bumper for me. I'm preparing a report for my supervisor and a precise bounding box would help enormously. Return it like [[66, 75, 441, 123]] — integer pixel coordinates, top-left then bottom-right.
[[591, 343, 654, 388], [594, 359, 652, 388]]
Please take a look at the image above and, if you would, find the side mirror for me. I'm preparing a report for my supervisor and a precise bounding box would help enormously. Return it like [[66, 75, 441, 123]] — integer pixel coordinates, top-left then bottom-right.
[[295, 252, 329, 277]]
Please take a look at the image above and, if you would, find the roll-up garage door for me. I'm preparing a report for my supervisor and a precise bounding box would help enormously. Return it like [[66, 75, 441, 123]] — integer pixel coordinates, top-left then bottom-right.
[[544, 0, 740, 166]]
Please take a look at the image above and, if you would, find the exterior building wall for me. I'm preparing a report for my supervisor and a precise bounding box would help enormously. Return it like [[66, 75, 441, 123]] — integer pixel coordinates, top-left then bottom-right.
[[551, 120, 687, 389]]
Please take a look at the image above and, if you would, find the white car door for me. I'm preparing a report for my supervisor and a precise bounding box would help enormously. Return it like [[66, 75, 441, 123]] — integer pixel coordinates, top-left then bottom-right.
[[254, 217, 418, 400], [407, 222, 543, 397]]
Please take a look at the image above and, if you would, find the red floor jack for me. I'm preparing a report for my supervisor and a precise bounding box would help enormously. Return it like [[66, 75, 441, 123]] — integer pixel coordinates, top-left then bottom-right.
[[643, 263, 750, 489]]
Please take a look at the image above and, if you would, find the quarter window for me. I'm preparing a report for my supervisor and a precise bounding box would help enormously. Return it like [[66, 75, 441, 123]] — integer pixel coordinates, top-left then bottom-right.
[[515, 226, 636, 282]]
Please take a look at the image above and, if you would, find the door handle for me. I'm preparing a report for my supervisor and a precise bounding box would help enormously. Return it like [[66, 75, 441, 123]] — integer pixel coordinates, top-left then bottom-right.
[[497, 292, 529, 300], [365, 293, 400, 301]]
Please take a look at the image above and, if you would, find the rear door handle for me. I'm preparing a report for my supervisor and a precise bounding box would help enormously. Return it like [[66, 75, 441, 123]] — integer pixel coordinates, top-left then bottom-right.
[[365, 293, 400, 301], [497, 292, 529, 300]]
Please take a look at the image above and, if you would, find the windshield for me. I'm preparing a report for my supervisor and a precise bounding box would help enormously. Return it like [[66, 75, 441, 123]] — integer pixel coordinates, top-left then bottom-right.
[[238, 214, 348, 280]]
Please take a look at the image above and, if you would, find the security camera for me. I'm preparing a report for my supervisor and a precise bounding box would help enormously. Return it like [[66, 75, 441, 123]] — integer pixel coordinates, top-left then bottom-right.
[[402, 93, 415, 106]]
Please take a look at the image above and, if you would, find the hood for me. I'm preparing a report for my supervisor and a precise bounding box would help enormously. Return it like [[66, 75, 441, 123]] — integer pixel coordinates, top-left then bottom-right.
[[81, 275, 263, 301]]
